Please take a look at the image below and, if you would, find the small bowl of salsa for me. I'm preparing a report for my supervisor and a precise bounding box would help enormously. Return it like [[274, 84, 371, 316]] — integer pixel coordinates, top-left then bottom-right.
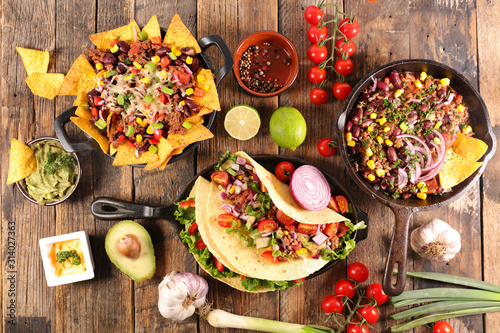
[[17, 137, 81, 206], [233, 31, 299, 97]]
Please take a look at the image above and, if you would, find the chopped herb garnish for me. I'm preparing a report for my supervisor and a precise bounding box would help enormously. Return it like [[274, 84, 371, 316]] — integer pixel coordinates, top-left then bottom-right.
[[56, 250, 81, 266]]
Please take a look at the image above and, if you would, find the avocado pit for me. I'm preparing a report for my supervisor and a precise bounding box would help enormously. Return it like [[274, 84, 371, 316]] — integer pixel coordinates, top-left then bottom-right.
[[117, 234, 141, 259]]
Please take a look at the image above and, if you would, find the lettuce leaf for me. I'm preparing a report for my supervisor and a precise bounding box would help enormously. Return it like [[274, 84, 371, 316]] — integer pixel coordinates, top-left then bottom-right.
[[320, 220, 367, 261]]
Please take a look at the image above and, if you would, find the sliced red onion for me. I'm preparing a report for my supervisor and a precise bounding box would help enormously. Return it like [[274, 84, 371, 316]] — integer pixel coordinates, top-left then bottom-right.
[[230, 163, 240, 171], [134, 149, 139, 159], [253, 193, 258, 200], [312, 232, 328, 245], [102, 90, 109, 100], [418, 157, 445, 182], [409, 98, 421, 103], [236, 157, 247, 165], [416, 151, 424, 165], [220, 191, 227, 200], [128, 116, 136, 123], [252, 172, 260, 182], [234, 186, 242, 195], [241, 182, 248, 191], [435, 103, 444, 109], [443, 92, 456, 105], [95, 85, 103, 92], [312, 250, 321, 259], [371, 77, 378, 92], [411, 163, 421, 184], [220, 203, 240, 217], [398, 134, 430, 155], [239, 214, 249, 221], [182, 63, 193, 75], [289, 165, 330, 211], [180, 87, 187, 97], [99, 109, 105, 121], [237, 169, 245, 176], [225, 184, 231, 194], [421, 142, 444, 172], [248, 187, 254, 199], [261, 231, 273, 238], [398, 168, 408, 189], [233, 179, 243, 187], [245, 164, 254, 170], [133, 26, 138, 42], [290, 231, 297, 240]]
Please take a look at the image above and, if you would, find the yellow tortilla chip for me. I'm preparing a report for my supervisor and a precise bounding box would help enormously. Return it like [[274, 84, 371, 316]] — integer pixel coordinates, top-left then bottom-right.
[[70, 116, 109, 154], [25, 73, 65, 99], [439, 149, 483, 189], [75, 105, 93, 120], [142, 15, 161, 39], [57, 54, 96, 95], [144, 138, 174, 170], [452, 133, 488, 162], [187, 107, 212, 124], [16, 47, 50, 76], [163, 14, 201, 53], [110, 145, 118, 156], [7, 139, 37, 185], [72, 76, 99, 106], [167, 123, 214, 149], [112, 144, 159, 166], [159, 147, 184, 171], [90, 20, 140, 50], [194, 69, 220, 111]]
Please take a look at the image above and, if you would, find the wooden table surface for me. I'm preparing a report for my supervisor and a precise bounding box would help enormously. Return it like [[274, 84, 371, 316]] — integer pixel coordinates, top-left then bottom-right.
[[1, 0, 499, 332]]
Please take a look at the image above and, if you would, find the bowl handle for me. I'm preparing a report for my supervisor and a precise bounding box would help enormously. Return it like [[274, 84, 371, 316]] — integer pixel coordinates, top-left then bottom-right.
[[198, 34, 234, 87], [53, 106, 101, 153], [91, 197, 176, 220], [382, 207, 413, 296]]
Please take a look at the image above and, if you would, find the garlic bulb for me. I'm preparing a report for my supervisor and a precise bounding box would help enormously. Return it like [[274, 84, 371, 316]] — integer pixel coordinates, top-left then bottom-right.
[[410, 219, 461, 262], [158, 272, 209, 321]]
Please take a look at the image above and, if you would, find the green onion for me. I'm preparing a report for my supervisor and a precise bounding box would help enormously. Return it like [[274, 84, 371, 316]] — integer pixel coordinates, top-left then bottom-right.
[[124, 74, 134, 81], [94, 119, 107, 130], [106, 70, 118, 78], [117, 95, 125, 105], [151, 122, 164, 130], [110, 44, 119, 53], [226, 168, 237, 176], [144, 62, 156, 72], [392, 300, 500, 320], [148, 145, 158, 154], [403, 271, 500, 293], [143, 94, 154, 104], [138, 31, 148, 41], [80, 102, 89, 108], [182, 121, 192, 129], [162, 86, 174, 95], [169, 52, 177, 60], [125, 125, 134, 137]]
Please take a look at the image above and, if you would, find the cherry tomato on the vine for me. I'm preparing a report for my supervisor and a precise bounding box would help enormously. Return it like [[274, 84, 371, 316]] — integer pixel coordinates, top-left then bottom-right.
[[333, 82, 352, 100], [346, 322, 370, 333], [357, 305, 379, 325], [307, 25, 328, 44], [365, 283, 388, 305], [310, 88, 328, 105], [304, 6, 324, 25], [335, 279, 356, 298], [334, 58, 354, 77], [275, 161, 295, 181], [335, 39, 355, 57], [308, 44, 328, 64], [433, 321, 453, 333], [321, 295, 343, 314], [308, 65, 327, 84], [347, 262, 369, 282], [339, 18, 360, 40], [318, 138, 338, 157]]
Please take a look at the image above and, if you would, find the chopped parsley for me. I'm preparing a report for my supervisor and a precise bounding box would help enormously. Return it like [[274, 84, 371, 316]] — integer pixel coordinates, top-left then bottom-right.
[[43, 151, 77, 175], [56, 250, 81, 266]]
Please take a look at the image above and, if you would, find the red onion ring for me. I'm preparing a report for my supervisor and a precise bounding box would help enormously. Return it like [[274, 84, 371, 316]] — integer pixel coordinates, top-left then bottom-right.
[[289, 165, 330, 211]]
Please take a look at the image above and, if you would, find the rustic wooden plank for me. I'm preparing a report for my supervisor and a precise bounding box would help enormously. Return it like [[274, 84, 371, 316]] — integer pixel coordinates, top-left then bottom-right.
[[477, 0, 500, 330]]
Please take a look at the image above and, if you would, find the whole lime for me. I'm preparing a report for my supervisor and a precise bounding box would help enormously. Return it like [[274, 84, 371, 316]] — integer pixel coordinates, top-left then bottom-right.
[[269, 106, 307, 151]]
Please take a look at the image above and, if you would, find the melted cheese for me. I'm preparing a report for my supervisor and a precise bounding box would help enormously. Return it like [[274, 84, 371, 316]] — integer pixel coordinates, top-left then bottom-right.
[[50, 239, 86, 277]]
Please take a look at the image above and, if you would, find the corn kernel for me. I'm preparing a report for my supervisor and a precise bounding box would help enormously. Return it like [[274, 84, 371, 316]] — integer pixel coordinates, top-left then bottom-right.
[[95, 62, 104, 71], [420, 72, 427, 81], [376, 136, 384, 144], [378, 117, 387, 125], [366, 160, 376, 170], [457, 104, 465, 113], [345, 132, 353, 141], [370, 112, 377, 119], [140, 77, 150, 84], [249, 175, 253, 180], [179, 100, 186, 106], [414, 80, 423, 89], [463, 125, 472, 134], [140, 119, 148, 127], [367, 126, 374, 132], [385, 139, 393, 147], [417, 192, 427, 200], [434, 121, 442, 129], [417, 182, 426, 189], [384, 126, 391, 133], [347, 140, 356, 147], [376, 169, 385, 177], [434, 137, 442, 145], [229, 185, 235, 194], [283, 230, 289, 236], [367, 174, 376, 181], [394, 89, 404, 98], [159, 70, 168, 80], [295, 248, 308, 256], [136, 118, 142, 125], [197, 74, 205, 82], [366, 148, 373, 157], [203, 84, 210, 92], [440, 78, 450, 86], [420, 187, 428, 193], [146, 126, 153, 135], [186, 56, 193, 65], [133, 61, 142, 69], [186, 88, 194, 95], [237, 175, 244, 180], [151, 55, 161, 64], [136, 134, 143, 143]]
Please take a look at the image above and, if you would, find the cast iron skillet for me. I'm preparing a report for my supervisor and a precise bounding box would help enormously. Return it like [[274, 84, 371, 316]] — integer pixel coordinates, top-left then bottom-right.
[[91, 154, 369, 280], [54, 33, 234, 167], [335, 59, 497, 296]]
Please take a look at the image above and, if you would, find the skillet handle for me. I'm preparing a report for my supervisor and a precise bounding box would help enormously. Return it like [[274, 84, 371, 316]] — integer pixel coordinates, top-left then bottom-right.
[[54, 106, 101, 153], [91, 197, 175, 220], [382, 208, 413, 296], [198, 34, 234, 87]]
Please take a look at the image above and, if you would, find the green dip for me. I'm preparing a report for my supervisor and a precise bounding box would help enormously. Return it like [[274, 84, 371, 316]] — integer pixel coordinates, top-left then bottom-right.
[[22, 140, 79, 205]]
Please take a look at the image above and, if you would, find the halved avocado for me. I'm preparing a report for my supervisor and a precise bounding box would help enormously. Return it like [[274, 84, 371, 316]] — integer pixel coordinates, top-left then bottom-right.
[[105, 220, 155, 282]]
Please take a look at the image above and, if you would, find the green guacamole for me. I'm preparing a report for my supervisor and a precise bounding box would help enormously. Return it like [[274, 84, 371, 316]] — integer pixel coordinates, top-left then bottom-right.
[[22, 140, 78, 205]]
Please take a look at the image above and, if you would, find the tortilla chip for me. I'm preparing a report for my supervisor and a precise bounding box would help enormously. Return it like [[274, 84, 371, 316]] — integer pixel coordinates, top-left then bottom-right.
[[194, 69, 220, 111], [25, 73, 65, 99], [163, 14, 201, 53], [144, 138, 174, 170], [75, 105, 93, 120], [142, 15, 161, 39], [110, 145, 118, 156], [452, 133, 488, 163], [57, 54, 96, 96], [70, 116, 109, 154], [187, 107, 212, 124], [7, 139, 37, 185], [16, 47, 50, 76], [439, 149, 483, 189], [159, 147, 184, 171], [112, 144, 159, 166], [89, 20, 140, 50], [167, 123, 213, 149]]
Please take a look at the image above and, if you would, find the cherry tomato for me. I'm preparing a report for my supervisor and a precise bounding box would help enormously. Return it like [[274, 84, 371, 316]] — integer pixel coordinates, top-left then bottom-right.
[[347, 262, 369, 282], [261, 250, 278, 264], [308, 65, 327, 84], [179, 200, 195, 209], [175, 71, 191, 84], [365, 283, 388, 305], [309, 88, 328, 105], [335, 279, 356, 298], [217, 213, 238, 228], [294, 277, 305, 284], [212, 255, 225, 272], [258, 219, 278, 233], [339, 18, 360, 40], [334, 58, 354, 77], [333, 82, 352, 100], [275, 161, 295, 181], [335, 39, 355, 57], [308, 44, 328, 64], [328, 196, 340, 213], [304, 6, 324, 25], [442, 131, 457, 149], [425, 178, 439, 195], [346, 322, 370, 333], [357, 305, 379, 325], [188, 221, 198, 236], [337, 222, 350, 237], [276, 210, 295, 225], [195, 238, 207, 250], [323, 223, 338, 237], [307, 25, 328, 44], [160, 56, 171, 68], [321, 295, 343, 314], [297, 223, 319, 235], [211, 170, 229, 186], [433, 321, 453, 333], [318, 138, 338, 157], [335, 195, 349, 213]]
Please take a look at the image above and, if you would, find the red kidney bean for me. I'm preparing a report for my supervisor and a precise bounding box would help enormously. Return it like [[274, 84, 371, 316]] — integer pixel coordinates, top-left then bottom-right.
[[117, 41, 130, 53], [348, 147, 356, 155], [183, 105, 191, 118], [397, 147, 406, 159], [174, 60, 183, 66], [179, 54, 188, 63], [189, 57, 200, 72], [352, 125, 361, 138], [181, 47, 196, 57], [352, 115, 360, 124], [186, 99, 200, 113], [420, 104, 429, 112], [423, 120, 432, 129], [436, 186, 443, 194], [361, 119, 374, 128], [380, 176, 394, 190], [364, 108, 373, 116], [437, 89, 446, 98], [116, 63, 128, 74], [401, 192, 411, 200], [389, 70, 401, 87], [392, 128, 402, 136], [102, 52, 117, 65], [359, 93, 370, 102], [387, 147, 399, 163], [155, 47, 171, 57], [407, 112, 418, 123], [354, 107, 363, 119], [410, 188, 419, 195], [146, 50, 156, 57], [346, 120, 353, 132], [137, 142, 151, 153], [378, 90, 389, 97], [425, 133, 434, 144], [442, 115, 450, 125], [376, 81, 390, 91]]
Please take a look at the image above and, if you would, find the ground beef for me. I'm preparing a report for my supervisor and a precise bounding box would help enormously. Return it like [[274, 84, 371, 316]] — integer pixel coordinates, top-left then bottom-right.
[[167, 112, 187, 135], [87, 48, 105, 63]]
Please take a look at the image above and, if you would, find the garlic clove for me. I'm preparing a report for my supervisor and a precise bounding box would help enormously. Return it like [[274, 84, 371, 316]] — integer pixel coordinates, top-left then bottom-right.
[[410, 218, 461, 262]]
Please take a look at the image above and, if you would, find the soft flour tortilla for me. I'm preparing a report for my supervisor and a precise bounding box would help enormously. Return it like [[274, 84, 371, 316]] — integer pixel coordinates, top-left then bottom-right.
[[235, 152, 349, 225], [206, 181, 328, 281]]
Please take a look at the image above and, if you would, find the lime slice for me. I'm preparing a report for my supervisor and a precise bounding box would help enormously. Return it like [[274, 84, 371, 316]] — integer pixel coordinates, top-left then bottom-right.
[[224, 104, 261, 140]]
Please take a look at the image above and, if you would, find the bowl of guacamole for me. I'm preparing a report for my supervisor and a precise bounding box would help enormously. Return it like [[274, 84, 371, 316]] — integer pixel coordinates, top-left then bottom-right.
[[17, 137, 81, 206]]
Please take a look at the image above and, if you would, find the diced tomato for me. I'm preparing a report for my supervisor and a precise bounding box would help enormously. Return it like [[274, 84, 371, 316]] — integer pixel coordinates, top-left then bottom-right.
[[111, 113, 117, 122], [143, 103, 151, 109], [117, 134, 125, 143], [337, 222, 350, 238], [188, 221, 198, 236], [93, 96, 103, 105], [161, 56, 171, 69], [154, 129, 162, 141], [261, 250, 278, 264], [130, 44, 139, 55], [276, 210, 295, 225], [195, 238, 207, 250], [151, 36, 162, 45], [324, 223, 339, 237], [131, 68, 139, 73], [193, 88, 205, 97], [127, 140, 135, 148], [148, 139, 160, 144], [175, 71, 191, 84], [159, 94, 167, 104], [257, 219, 278, 233], [240, 275, 245, 280], [91, 107, 98, 117], [335, 195, 349, 214], [284, 224, 296, 232], [217, 213, 238, 228], [116, 126, 123, 132], [442, 131, 457, 149], [294, 278, 305, 283], [297, 223, 319, 235], [328, 196, 340, 213], [291, 242, 302, 251], [153, 114, 160, 122], [425, 178, 439, 195], [212, 255, 225, 272], [109, 39, 118, 47], [179, 200, 195, 209], [211, 171, 229, 186]]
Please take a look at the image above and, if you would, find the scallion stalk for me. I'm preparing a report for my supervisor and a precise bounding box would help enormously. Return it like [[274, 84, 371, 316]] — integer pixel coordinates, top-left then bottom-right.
[[391, 300, 500, 320], [403, 271, 500, 293], [391, 288, 500, 303]]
